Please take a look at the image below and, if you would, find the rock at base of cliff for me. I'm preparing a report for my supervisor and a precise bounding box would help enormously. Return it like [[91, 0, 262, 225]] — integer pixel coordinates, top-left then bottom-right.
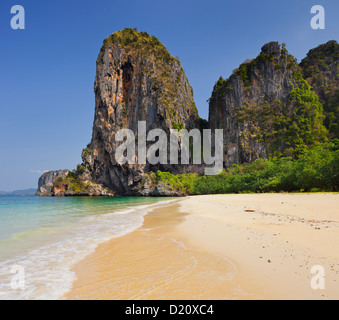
[[36, 170, 70, 196]]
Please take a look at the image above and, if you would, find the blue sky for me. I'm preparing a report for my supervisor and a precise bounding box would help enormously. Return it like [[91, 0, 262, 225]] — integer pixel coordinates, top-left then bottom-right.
[[0, 0, 338, 191]]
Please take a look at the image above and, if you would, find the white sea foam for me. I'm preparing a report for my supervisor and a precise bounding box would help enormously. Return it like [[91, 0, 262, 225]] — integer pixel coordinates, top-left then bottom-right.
[[0, 199, 176, 300]]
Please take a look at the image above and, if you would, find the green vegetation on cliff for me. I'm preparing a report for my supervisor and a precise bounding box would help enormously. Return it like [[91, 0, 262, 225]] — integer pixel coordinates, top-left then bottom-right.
[[210, 41, 329, 159], [53, 165, 89, 194], [209, 42, 299, 102], [99, 28, 199, 129], [300, 41, 339, 82], [153, 141, 339, 194], [300, 40, 339, 139], [144, 171, 197, 195], [287, 71, 328, 152], [234, 70, 328, 158], [102, 28, 176, 64]]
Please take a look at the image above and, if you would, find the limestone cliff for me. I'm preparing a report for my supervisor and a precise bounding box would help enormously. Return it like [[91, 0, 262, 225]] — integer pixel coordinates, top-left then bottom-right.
[[37, 170, 69, 196], [209, 42, 328, 166], [300, 40, 339, 139], [37, 29, 202, 197], [37, 37, 333, 197], [36, 168, 114, 197], [82, 28, 202, 195]]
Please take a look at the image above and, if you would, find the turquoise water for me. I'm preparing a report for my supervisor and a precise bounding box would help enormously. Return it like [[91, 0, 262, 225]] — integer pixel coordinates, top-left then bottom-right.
[[0, 195, 173, 300]]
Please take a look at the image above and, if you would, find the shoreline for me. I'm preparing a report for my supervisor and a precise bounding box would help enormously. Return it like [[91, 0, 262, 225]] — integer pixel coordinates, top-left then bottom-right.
[[65, 201, 250, 300], [65, 193, 339, 300]]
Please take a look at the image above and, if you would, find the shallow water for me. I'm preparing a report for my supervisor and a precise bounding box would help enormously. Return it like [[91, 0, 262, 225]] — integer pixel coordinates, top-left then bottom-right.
[[0, 195, 173, 300]]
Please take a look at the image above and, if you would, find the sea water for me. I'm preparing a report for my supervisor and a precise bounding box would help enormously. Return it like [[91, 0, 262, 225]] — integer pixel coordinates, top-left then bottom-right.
[[0, 195, 173, 300]]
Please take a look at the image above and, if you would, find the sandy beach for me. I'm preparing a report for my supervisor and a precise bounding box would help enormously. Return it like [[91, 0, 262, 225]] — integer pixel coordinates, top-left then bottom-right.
[[65, 193, 339, 300]]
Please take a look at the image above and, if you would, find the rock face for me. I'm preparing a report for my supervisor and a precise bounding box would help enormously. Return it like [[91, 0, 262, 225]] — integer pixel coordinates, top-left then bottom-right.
[[36, 167, 115, 197], [37, 36, 333, 197], [209, 42, 328, 167], [300, 40, 339, 139], [82, 29, 202, 195], [36, 170, 70, 196]]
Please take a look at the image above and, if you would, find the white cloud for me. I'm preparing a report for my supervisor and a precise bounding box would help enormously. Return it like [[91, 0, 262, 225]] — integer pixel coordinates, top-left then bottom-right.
[[30, 169, 47, 174]]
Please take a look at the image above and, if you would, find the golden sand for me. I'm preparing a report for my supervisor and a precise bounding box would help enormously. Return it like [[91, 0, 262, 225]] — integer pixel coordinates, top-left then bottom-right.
[[65, 193, 339, 300], [65, 204, 251, 300]]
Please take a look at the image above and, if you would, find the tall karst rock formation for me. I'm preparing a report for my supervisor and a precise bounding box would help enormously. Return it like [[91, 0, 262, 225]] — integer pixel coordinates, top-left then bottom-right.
[[37, 37, 335, 197], [208, 41, 328, 167], [81, 28, 201, 195], [300, 40, 339, 139]]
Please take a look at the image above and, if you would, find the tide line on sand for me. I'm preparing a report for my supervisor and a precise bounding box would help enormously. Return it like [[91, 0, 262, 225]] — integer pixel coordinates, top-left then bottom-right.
[[65, 193, 339, 300]]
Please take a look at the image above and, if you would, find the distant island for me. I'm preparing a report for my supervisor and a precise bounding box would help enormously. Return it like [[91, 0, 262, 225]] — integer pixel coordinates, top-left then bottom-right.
[[37, 29, 339, 197], [0, 188, 37, 196]]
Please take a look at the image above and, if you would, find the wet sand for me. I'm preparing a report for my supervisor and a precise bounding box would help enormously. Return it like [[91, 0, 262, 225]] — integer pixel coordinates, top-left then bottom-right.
[[65, 193, 339, 300]]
